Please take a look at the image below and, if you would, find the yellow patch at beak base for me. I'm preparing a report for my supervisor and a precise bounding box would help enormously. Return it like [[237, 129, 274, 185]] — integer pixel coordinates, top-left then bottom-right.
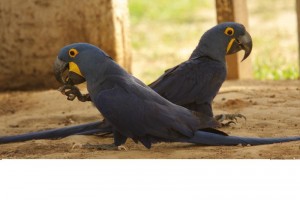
[[69, 62, 83, 77], [226, 38, 236, 53]]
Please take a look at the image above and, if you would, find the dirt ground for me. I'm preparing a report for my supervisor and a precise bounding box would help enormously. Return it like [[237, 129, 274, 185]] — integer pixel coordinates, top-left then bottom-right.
[[0, 80, 300, 159]]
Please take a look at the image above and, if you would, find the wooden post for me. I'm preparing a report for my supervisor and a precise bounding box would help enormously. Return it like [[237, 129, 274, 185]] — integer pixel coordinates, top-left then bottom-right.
[[112, 0, 132, 73], [216, 0, 252, 79], [296, 0, 300, 79], [0, 0, 131, 90]]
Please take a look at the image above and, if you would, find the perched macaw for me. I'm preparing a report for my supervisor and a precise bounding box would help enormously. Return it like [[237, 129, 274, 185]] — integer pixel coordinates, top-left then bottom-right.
[[149, 22, 252, 121]]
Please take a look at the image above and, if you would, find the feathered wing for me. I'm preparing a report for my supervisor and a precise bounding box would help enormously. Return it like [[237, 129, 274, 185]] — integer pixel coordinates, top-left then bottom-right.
[[149, 57, 226, 108]]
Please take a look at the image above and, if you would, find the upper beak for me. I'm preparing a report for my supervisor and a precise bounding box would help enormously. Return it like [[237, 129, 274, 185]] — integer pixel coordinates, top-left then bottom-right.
[[227, 30, 252, 61], [53, 57, 68, 84], [53, 57, 86, 85]]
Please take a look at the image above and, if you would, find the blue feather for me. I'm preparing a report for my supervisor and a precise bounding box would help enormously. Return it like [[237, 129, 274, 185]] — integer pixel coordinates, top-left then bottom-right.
[[0, 121, 110, 144], [183, 130, 300, 146]]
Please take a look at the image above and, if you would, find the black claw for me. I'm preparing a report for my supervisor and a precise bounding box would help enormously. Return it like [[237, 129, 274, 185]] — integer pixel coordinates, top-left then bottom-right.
[[214, 114, 225, 122], [222, 121, 236, 127], [232, 114, 247, 121], [237, 114, 247, 121], [66, 94, 76, 101]]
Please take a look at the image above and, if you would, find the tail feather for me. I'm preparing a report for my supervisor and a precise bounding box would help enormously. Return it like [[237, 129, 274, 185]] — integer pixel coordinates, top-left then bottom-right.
[[0, 121, 112, 144], [185, 130, 300, 146], [2, 123, 300, 146]]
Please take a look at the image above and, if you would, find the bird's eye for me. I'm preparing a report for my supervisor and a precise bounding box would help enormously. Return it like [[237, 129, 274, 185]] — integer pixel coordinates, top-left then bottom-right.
[[224, 27, 234, 36], [69, 48, 79, 58]]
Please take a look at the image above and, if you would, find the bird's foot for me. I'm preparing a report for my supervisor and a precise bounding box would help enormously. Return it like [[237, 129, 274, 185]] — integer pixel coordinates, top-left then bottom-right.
[[214, 113, 246, 127], [214, 113, 246, 122], [82, 143, 127, 151], [58, 85, 91, 102]]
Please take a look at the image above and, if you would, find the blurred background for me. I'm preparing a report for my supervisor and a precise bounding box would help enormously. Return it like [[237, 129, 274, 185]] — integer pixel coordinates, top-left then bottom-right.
[[129, 0, 299, 83], [0, 0, 299, 91]]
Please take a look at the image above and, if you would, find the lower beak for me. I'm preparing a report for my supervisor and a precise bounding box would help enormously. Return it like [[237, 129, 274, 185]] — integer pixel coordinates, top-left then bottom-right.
[[53, 57, 86, 85], [227, 31, 252, 61]]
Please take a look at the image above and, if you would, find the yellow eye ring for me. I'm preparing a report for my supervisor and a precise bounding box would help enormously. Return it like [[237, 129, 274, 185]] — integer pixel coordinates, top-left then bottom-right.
[[69, 48, 79, 58], [224, 27, 234, 36]]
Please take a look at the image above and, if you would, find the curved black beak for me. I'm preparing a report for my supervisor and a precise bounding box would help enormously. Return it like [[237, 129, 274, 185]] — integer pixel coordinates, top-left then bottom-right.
[[53, 57, 68, 84], [53, 57, 86, 85], [227, 30, 252, 61]]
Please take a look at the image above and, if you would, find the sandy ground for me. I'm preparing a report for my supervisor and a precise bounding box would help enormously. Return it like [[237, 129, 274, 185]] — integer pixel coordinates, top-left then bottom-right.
[[0, 80, 300, 159]]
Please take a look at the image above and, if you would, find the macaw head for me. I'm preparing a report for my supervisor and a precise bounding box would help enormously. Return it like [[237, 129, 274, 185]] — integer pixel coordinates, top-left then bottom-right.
[[53, 43, 111, 85], [191, 22, 252, 62]]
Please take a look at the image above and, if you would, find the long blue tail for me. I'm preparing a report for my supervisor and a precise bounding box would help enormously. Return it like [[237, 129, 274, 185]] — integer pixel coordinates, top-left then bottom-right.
[[2, 124, 299, 146], [0, 121, 112, 144], [184, 130, 300, 145]]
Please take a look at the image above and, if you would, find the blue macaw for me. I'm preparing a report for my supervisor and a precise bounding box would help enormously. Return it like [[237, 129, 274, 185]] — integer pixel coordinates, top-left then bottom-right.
[[1, 23, 299, 148]]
